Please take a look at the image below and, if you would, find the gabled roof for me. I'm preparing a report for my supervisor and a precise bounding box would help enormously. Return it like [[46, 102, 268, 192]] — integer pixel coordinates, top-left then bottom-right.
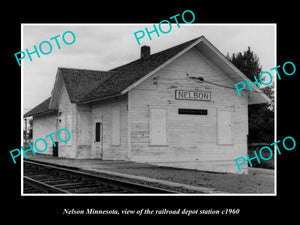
[[80, 36, 270, 104], [26, 35, 271, 118], [80, 36, 200, 102], [24, 97, 57, 117], [58, 68, 112, 103]]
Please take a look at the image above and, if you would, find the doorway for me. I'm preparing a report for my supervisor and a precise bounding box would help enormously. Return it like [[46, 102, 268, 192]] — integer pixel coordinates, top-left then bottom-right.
[[217, 109, 233, 145], [53, 142, 58, 157]]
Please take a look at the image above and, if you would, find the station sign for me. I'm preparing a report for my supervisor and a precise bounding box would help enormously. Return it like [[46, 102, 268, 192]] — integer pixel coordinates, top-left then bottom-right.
[[175, 90, 211, 101]]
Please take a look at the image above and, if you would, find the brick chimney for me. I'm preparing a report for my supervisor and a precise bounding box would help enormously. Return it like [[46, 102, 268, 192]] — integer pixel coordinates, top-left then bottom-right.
[[141, 45, 150, 59]]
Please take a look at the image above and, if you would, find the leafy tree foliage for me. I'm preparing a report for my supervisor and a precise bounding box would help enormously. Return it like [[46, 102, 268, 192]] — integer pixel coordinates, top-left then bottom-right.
[[227, 47, 274, 143]]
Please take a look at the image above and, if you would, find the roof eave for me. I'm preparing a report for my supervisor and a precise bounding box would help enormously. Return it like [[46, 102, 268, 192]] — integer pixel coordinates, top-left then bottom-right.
[[120, 36, 205, 95], [248, 91, 272, 105], [197, 37, 272, 105], [24, 109, 58, 118], [79, 93, 123, 104]]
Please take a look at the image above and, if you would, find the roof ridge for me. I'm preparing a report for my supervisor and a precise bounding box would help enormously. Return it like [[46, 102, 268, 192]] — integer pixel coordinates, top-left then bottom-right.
[[110, 36, 203, 72], [58, 67, 111, 73], [58, 67, 116, 103], [80, 36, 204, 103]]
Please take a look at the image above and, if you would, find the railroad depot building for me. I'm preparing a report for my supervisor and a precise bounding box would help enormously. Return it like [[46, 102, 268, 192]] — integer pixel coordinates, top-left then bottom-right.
[[24, 36, 270, 174]]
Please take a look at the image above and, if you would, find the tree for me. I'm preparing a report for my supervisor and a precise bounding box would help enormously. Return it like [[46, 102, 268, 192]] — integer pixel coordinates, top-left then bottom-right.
[[227, 47, 274, 143], [227, 47, 262, 82]]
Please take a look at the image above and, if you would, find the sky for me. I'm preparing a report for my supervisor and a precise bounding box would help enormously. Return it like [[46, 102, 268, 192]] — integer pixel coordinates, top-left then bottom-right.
[[22, 24, 276, 114]]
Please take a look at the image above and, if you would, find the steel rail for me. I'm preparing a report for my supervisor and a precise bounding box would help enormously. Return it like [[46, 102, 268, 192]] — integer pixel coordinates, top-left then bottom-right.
[[24, 176, 71, 193], [24, 160, 178, 194]]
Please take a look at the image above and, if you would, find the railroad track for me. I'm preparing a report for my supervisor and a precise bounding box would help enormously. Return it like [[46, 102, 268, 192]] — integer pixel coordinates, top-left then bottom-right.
[[23, 160, 177, 194]]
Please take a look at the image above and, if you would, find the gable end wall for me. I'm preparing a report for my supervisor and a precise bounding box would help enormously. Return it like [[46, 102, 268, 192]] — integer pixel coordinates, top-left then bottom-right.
[[128, 47, 248, 173]]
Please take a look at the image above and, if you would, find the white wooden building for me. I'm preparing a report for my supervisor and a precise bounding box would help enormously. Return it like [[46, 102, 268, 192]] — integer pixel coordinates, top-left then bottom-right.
[[24, 36, 270, 174]]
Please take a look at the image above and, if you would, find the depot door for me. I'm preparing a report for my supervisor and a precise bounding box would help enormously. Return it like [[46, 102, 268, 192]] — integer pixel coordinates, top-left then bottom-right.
[[53, 142, 58, 157], [149, 108, 167, 146], [217, 109, 233, 145]]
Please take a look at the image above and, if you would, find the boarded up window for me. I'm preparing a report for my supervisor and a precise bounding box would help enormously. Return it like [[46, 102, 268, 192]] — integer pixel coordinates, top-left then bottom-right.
[[149, 108, 167, 145], [79, 112, 91, 145], [217, 110, 232, 145], [112, 107, 121, 146]]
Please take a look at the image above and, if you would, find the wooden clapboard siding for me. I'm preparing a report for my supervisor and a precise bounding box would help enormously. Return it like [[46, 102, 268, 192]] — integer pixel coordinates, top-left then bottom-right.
[[91, 94, 128, 160], [32, 112, 57, 155], [57, 82, 77, 158], [128, 46, 248, 173], [76, 104, 92, 158]]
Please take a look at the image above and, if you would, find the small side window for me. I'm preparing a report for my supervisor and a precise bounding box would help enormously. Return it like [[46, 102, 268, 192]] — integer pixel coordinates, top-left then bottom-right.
[[178, 108, 208, 115], [95, 122, 101, 142]]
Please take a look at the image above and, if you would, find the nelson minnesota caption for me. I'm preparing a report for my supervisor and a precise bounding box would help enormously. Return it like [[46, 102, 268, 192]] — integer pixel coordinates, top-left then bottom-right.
[[63, 208, 119, 215]]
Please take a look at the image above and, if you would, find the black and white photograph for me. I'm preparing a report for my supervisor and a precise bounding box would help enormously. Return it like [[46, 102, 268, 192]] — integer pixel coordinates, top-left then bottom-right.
[[3, 4, 299, 221], [21, 24, 276, 195]]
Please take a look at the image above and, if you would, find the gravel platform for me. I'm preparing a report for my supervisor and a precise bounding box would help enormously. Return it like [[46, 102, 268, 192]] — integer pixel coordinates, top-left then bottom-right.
[[25, 154, 274, 194]]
